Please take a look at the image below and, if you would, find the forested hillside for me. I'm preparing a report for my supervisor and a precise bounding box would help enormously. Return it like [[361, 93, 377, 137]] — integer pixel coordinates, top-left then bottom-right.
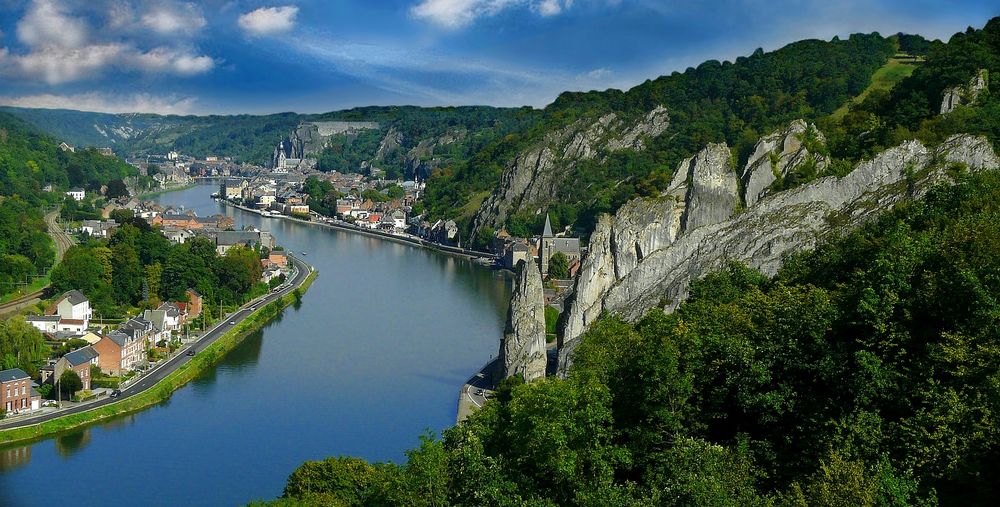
[[0, 111, 136, 299], [450, 31, 902, 237]]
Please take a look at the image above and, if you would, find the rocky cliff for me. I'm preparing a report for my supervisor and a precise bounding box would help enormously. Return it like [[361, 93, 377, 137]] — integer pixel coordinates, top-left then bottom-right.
[[499, 258, 548, 382], [940, 69, 989, 114], [471, 106, 670, 235], [270, 121, 380, 168], [559, 126, 1000, 373]]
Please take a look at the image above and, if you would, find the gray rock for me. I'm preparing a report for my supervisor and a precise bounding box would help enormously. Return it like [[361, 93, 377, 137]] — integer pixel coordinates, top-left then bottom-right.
[[500, 258, 548, 382], [472, 106, 671, 237], [681, 143, 740, 231], [742, 120, 828, 207], [558, 134, 999, 374], [940, 69, 989, 114]]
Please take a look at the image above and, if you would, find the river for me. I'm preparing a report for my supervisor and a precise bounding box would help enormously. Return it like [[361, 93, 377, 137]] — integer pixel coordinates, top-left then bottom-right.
[[0, 183, 511, 506]]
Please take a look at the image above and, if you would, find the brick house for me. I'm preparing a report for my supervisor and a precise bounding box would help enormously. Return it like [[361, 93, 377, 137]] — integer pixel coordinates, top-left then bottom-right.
[[55, 346, 99, 392], [1, 368, 40, 413], [94, 331, 146, 375]]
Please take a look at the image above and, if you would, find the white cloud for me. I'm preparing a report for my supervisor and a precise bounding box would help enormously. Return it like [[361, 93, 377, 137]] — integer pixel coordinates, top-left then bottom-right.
[[0, 92, 199, 115], [16, 0, 88, 48], [3, 0, 215, 84], [128, 47, 215, 76], [410, 0, 573, 28], [15, 43, 125, 84], [142, 3, 207, 35], [238, 6, 300, 36], [581, 67, 612, 80]]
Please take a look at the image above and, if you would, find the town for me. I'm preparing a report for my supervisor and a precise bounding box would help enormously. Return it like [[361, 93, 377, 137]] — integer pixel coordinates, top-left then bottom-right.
[[1, 167, 299, 420]]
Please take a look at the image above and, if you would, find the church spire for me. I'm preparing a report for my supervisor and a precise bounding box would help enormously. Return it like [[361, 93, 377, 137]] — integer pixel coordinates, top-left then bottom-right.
[[542, 213, 554, 238]]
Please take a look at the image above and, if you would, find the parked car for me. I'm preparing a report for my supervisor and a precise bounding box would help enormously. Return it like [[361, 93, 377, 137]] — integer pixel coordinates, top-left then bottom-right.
[[186, 349, 196, 356], [42, 400, 58, 407], [475, 389, 484, 396], [110, 389, 121, 398]]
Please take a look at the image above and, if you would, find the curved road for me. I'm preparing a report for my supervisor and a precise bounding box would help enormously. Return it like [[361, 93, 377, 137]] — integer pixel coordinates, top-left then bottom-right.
[[0, 212, 76, 317], [0, 253, 313, 431]]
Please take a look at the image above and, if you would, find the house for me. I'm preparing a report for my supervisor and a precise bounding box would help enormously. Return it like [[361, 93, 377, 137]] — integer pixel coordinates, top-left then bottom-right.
[[153, 213, 200, 229], [79, 219, 118, 238], [142, 302, 181, 335], [55, 346, 99, 391], [261, 264, 282, 283], [267, 251, 287, 267], [26, 315, 61, 333], [537, 214, 581, 276], [391, 210, 406, 231], [1, 368, 40, 413], [120, 317, 161, 346], [181, 289, 202, 321], [161, 227, 195, 244], [66, 188, 85, 201], [221, 179, 249, 200], [94, 331, 146, 375], [51, 290, 92, 322], [504, 241, 531, 270]]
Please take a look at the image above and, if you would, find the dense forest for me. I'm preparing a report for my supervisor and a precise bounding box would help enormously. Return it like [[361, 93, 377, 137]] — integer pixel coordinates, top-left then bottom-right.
[[50, 212, 264, 319], [312, 106, 538, 182], [265, 18, 1000, 507], [0, 111, 136, 299]]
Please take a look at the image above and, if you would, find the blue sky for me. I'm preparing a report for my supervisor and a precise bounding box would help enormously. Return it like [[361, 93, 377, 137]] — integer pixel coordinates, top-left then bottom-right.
[[0, 0, 996, 115]]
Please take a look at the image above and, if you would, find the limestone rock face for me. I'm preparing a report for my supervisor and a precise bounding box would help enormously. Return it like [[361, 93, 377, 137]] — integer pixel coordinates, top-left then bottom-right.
[[558, 133, 999, 374], [941, 69, 989, 114], [472, 106, 671, 237], [500, 258, 548, 382], [742, 120, 829, 207], [681, 143, 740, 231]]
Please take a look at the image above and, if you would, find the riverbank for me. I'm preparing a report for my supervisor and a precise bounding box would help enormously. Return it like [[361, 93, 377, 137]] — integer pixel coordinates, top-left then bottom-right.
[[136, 182, 197, 199], [219, 198, 497, 262], [0, 269, 318, 447]]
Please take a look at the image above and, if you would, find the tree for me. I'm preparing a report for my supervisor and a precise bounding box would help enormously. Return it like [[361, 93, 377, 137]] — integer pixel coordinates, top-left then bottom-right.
[[548, 251, 570, 279], [0, 317, 48, 375], [59, 369, 83, 397], [105, 179, 129, 199]]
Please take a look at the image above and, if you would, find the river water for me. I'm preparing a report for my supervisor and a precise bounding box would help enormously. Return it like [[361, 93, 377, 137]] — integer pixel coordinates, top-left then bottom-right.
[[0, 183, 511, 506]]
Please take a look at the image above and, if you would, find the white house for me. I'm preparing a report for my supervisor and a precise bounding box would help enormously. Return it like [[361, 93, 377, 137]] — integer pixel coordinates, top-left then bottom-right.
[[52, 290, 92, 326], [66, 188, 85, 201], [26, 315, 61, 333]]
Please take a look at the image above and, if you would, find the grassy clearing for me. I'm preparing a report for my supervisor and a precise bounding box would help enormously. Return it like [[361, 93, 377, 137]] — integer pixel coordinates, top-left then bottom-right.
[[0, 270, 317, 446], [829, 57, 918, 121], [456, 191, 490, 221]]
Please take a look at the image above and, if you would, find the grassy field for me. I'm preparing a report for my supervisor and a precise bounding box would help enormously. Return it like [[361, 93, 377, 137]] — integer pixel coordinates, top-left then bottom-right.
[[0, 270, 318, 446], [829, 56, 919, 121]]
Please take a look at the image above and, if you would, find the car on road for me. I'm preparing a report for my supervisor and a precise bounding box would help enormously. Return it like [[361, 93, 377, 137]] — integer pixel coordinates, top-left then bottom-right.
[[110, 389, 121, 398], [475, 389, 484, 396], [230, 320, 236, 325], [186, 349, 196, 356]]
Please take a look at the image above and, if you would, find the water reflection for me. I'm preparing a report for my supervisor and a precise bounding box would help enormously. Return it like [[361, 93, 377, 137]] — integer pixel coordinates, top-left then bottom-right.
[[0, 445, 31, 472], [55, 429, 92, 458]]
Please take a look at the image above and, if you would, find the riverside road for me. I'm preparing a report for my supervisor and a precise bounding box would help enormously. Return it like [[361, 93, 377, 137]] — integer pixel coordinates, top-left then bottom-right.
[[0, 253, 313, 431]]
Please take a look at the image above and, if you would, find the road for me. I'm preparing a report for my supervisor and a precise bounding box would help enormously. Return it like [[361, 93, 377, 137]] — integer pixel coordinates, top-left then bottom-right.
[[0, 253, 313, 430], [0, 212, 76, 317]]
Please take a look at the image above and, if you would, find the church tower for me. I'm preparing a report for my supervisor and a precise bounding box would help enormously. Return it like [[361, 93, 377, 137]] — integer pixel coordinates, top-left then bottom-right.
[[539, 213, 554, 275]]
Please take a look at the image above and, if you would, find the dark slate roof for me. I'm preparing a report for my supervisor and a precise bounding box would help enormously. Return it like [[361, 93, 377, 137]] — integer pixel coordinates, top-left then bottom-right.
[[106, 331, 129, 347], [63, 346, 99, 366], [542, 213, 553, 237], [26, 315, 61, 322], [0, 368, 30, 383], [59, 290, 89, 306], [214, 231, 260, 246]]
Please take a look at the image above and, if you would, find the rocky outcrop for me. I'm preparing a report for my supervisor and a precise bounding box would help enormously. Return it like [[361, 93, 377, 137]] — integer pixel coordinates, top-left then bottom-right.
[[499, 258, 548, 382], [472, 106, 671, 236], [559, 130, 1000, 374], [940, 69, 988, 114], [270, 121, 380, 168], [742, 120, 828, 207]]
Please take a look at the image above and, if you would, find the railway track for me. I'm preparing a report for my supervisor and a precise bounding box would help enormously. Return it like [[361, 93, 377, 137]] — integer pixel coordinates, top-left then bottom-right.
[[0, 212, 76, 316]]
